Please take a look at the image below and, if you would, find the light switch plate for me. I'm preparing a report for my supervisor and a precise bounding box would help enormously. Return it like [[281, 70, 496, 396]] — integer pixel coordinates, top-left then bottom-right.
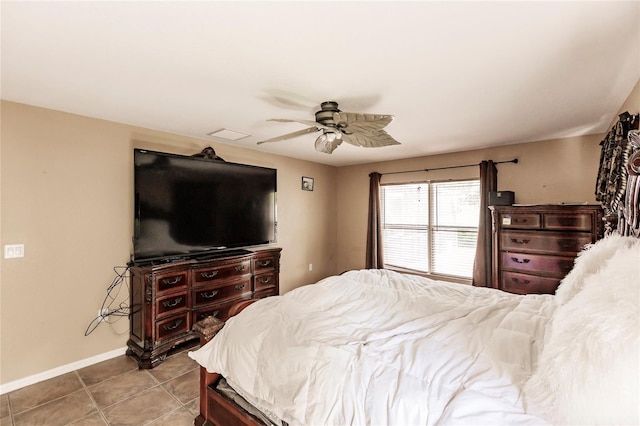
[[4, 244, 24, 259]]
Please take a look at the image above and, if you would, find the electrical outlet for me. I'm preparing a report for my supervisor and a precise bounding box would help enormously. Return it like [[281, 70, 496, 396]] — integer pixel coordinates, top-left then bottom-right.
[[308, 263, 313, 271]]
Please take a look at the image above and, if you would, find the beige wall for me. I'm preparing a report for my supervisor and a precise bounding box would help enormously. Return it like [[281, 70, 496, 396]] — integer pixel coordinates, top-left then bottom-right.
[[335, 79, 640, 273], [0, 101, 337, 384]]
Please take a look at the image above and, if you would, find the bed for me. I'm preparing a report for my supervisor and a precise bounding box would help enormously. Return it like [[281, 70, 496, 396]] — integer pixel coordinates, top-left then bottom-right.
[[189, 235, 639, 425], [189, 126, 640, 426]]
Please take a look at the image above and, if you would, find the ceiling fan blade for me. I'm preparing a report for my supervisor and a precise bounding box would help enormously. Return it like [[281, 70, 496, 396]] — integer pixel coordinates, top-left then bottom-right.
[[333, 95, 381, 111], [268, 118, 325, 128], [257, 126, 320, 145], [342, 130, 401, 148], [259, 91, 381, 114], [333, 112, 394, 133], [259, 90, 319, 112]]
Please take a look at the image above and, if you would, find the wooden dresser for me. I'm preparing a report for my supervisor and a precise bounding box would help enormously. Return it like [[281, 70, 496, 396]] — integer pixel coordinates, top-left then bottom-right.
[[491, 205, 603, 294], [127, 248, 281, 368]]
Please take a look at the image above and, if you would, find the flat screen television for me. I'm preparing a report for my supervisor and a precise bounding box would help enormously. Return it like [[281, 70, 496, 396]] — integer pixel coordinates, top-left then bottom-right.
[[133, 148, 277, 263]]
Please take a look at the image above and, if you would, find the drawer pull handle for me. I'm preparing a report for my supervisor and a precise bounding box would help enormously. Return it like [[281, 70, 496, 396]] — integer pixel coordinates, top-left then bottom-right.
[[199, 311, 219, 320], [200, 271, 218, 279], [513, 219, 529, 224], [258, 277, 272, 284], [558, 240, 579, 250], [235, 265, 246, 272], [257, 260, 271, 267], [510, 238, 531, 245], [162, 297, 183, 308], [161, 276, 183, 286], [558, 261, 574, 270], [234, 284, 246, 290], [162, 319, 183, 331], [511, 257, 531, 264], [511, 277, 531, 285], [201, 290, 219, 299]]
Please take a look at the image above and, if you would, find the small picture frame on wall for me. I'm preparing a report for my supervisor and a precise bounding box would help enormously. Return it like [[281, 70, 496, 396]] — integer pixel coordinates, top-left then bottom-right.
[[302, 176, 314, 191]]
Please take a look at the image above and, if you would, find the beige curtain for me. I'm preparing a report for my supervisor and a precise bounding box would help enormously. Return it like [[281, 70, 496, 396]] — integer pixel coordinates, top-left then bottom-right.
[[366, 172, 384, 269], [472, 161, 497, 287]]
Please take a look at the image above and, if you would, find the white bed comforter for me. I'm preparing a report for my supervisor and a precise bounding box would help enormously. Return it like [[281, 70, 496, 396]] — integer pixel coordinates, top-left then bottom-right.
[[189, 269, 555, 425]]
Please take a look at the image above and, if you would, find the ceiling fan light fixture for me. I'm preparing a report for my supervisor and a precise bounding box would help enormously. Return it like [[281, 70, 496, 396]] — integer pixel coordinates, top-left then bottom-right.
[[315, 131, 342, 154], [207, 128, 251, 141]]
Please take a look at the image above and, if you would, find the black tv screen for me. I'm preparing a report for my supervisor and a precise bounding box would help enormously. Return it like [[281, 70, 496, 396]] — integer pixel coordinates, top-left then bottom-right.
[[133, 149, 277, 263]]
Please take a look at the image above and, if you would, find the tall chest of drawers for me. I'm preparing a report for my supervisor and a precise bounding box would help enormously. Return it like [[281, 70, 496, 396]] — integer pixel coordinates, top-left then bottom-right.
[[491, 205, 603, 294], [127, 248, 281, 368]]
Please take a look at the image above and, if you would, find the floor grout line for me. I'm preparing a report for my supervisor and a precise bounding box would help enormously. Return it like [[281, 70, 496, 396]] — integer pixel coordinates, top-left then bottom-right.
[[5, 393, 16, 426], [5, 351, 201, 426], [75, 370, 110, 425]]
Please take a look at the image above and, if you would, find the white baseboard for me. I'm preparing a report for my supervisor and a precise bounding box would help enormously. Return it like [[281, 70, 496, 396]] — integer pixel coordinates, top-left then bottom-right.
[[0, 346, 128, 395]]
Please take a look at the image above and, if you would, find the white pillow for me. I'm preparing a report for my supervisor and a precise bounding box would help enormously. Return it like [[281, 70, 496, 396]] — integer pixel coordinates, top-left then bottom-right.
[[524, 239, 640, 424], [555, 235, 640, 305]]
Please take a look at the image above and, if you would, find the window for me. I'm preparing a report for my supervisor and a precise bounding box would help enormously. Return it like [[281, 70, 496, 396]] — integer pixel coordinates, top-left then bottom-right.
[[380, 179, 480, 278]]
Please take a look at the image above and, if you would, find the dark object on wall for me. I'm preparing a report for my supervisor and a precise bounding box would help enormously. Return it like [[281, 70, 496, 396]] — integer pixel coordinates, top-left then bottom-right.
[[595, 111, 639, 234], [302, 176, 314, 191], [192, 146, 225, 161], [133, 149, 277, 264], [489, 191, 514, 206], [619, 130, 640, 238]]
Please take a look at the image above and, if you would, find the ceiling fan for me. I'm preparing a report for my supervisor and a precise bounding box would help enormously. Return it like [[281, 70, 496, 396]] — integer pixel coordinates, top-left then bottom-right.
[[257, 101, 401, 154]]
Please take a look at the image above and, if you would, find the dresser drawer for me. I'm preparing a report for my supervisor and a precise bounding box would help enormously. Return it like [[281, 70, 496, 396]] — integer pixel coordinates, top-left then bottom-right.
[[543, 213, 593, 231], [254, 288, 277, 300], [191, 295, 252, 323], [192, 277, 252, 307], [500, 213, 541, 229], [155, 292, 188, 319], [501, 231, 592, 254], [254, 272, 277, 292], [254, 253, 277, 273], [154, 270, 189, 294], [193, 260, 251, 284], [501, 271, 560, 295], [500, 252, 575, 278], [155, 313, 189, 344]]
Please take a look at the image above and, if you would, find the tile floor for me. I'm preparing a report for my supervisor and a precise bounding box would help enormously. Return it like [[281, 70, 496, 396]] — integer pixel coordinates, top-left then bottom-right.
[[1, 345, 201, 426]]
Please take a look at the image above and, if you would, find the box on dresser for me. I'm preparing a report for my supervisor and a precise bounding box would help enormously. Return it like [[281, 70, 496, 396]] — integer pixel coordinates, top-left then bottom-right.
[[491, 205, 603, 294], [127, 248, 281, 368], [489, 190, 515, 206]]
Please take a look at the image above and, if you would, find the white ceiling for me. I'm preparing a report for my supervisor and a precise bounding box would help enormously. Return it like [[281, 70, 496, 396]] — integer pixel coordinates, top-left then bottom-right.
[[2, 1, 639, 167]]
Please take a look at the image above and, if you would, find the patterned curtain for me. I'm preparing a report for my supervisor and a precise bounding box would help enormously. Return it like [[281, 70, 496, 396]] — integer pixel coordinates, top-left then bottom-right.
[[595, 121, 630, 235], [595, 113, 638, 235], [617, 129, 640, 237], [366, 172, 384, 269], [472, 161, 497, 287]]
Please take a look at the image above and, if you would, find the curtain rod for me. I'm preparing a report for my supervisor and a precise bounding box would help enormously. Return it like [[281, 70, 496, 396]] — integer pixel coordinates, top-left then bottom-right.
[[380, 158, 518, 176]]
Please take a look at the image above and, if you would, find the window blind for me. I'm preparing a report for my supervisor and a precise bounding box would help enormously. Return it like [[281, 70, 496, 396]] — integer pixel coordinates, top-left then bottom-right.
[[430, 180, 480, 277], [381, 183, 429, 272], [381, 179, 480, 278]]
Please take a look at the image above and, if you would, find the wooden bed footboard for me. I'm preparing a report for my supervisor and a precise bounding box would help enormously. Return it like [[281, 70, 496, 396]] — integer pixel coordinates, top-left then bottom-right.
[[192, 299, 264, 426]]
